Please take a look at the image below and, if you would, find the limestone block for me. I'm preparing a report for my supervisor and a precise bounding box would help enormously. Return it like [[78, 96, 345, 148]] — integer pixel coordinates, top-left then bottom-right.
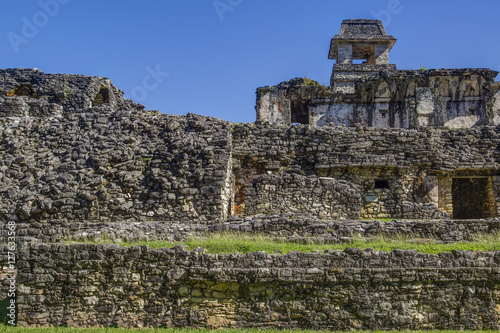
[[416, 88, 435, 115], [256, 88, 291, 125], [310, 104, 355, 126]]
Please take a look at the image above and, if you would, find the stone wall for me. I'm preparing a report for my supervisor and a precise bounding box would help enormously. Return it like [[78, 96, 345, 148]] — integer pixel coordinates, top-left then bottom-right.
[[238, 173, 361, 219], [232, 122, 499, 219], [0, 108, 233, 222], [0, 69, 236, 223], [255, 87, 290, 125], [1, 220, 206, 244], [1, 99, 499, 223], [0, 69, 499, 222], [12, 243, 500, 330], [212, 216, 500, 243], [0, 68, 143, 117]]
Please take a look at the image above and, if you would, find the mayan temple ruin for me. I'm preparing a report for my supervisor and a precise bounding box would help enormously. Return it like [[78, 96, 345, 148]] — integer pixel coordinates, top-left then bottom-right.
[[254, 19, 500, 221], [257, 19, 500, 129], [0, 19, 500, 330]]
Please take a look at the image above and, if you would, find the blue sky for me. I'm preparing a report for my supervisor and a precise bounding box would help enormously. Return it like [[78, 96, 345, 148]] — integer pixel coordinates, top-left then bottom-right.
[[1, 0, 499, 123]]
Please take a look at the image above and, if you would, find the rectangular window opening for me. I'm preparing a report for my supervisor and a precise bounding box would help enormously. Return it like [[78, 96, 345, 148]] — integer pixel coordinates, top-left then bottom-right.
[[375, 179, 389, 189]]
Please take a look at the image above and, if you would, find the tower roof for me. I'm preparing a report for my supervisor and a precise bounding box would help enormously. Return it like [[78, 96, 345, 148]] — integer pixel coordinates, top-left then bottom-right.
[[329, 19, 397, 59]]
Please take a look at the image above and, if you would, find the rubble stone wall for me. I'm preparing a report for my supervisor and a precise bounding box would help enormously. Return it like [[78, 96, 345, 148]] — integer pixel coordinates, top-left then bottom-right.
[[1, 69, 499, 223], [237, 173, 362, 219], [232, 123, 499, 219], [0, 68, 143, 116], [0, 109, 233, 222], [13, 243, 500, 330], [3, 108, 498, 223]]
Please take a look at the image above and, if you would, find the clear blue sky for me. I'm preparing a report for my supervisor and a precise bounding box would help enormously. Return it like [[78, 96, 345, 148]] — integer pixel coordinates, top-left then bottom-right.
[[2, 0, 499, 123]]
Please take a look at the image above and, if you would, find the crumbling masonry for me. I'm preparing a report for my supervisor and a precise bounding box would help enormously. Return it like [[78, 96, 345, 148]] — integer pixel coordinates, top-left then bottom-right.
[[0, 19, 500, 330], [254, 19, 500, 220], [256, 20, 500, 129]]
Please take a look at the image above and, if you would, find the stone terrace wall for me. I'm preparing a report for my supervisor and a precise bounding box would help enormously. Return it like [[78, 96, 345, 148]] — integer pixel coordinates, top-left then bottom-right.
[[1, 219, 206, 244], [15, 243, 500, 330], [0, 109, 232, 222], [212, 216, 500, 243]]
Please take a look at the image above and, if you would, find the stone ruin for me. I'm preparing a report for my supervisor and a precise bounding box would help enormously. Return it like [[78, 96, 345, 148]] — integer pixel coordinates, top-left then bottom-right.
[[251, 20, 500, 222], [0, 19, 500, 330], [256, 19, 500, 129], [0, 66, 498, 224]]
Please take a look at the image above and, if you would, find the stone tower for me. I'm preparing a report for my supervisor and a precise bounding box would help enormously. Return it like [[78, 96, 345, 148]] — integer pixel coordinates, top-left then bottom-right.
[[329, 19, 397, 92]]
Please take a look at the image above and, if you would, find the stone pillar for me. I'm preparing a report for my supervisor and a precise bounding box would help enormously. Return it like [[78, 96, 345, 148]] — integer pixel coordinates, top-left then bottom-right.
[[220, 151, 234, 220], [425, 175, 439, 204], [489, 88, 500, 125], [438, 175, 453, 216], [415, 87, 435, 127], [494, 176, 500, 217], [374, 44, 390, 64]]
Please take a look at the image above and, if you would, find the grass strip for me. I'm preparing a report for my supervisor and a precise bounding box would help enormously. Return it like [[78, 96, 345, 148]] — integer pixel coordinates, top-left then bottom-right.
[[64, 232, 500, 255]]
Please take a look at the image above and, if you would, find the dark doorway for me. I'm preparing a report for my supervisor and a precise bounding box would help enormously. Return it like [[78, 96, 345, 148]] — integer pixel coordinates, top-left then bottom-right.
[[92, 85, 110, 107], [452, 178, 495, 219], [290, 102, 309, 125]]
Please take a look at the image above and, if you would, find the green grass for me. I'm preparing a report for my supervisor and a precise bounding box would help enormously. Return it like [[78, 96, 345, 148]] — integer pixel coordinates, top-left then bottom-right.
[[64, 232, 500, 255], [301, 77, 321, 86], [1, 328, 498, 333], [357, 218, 394, 222]]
